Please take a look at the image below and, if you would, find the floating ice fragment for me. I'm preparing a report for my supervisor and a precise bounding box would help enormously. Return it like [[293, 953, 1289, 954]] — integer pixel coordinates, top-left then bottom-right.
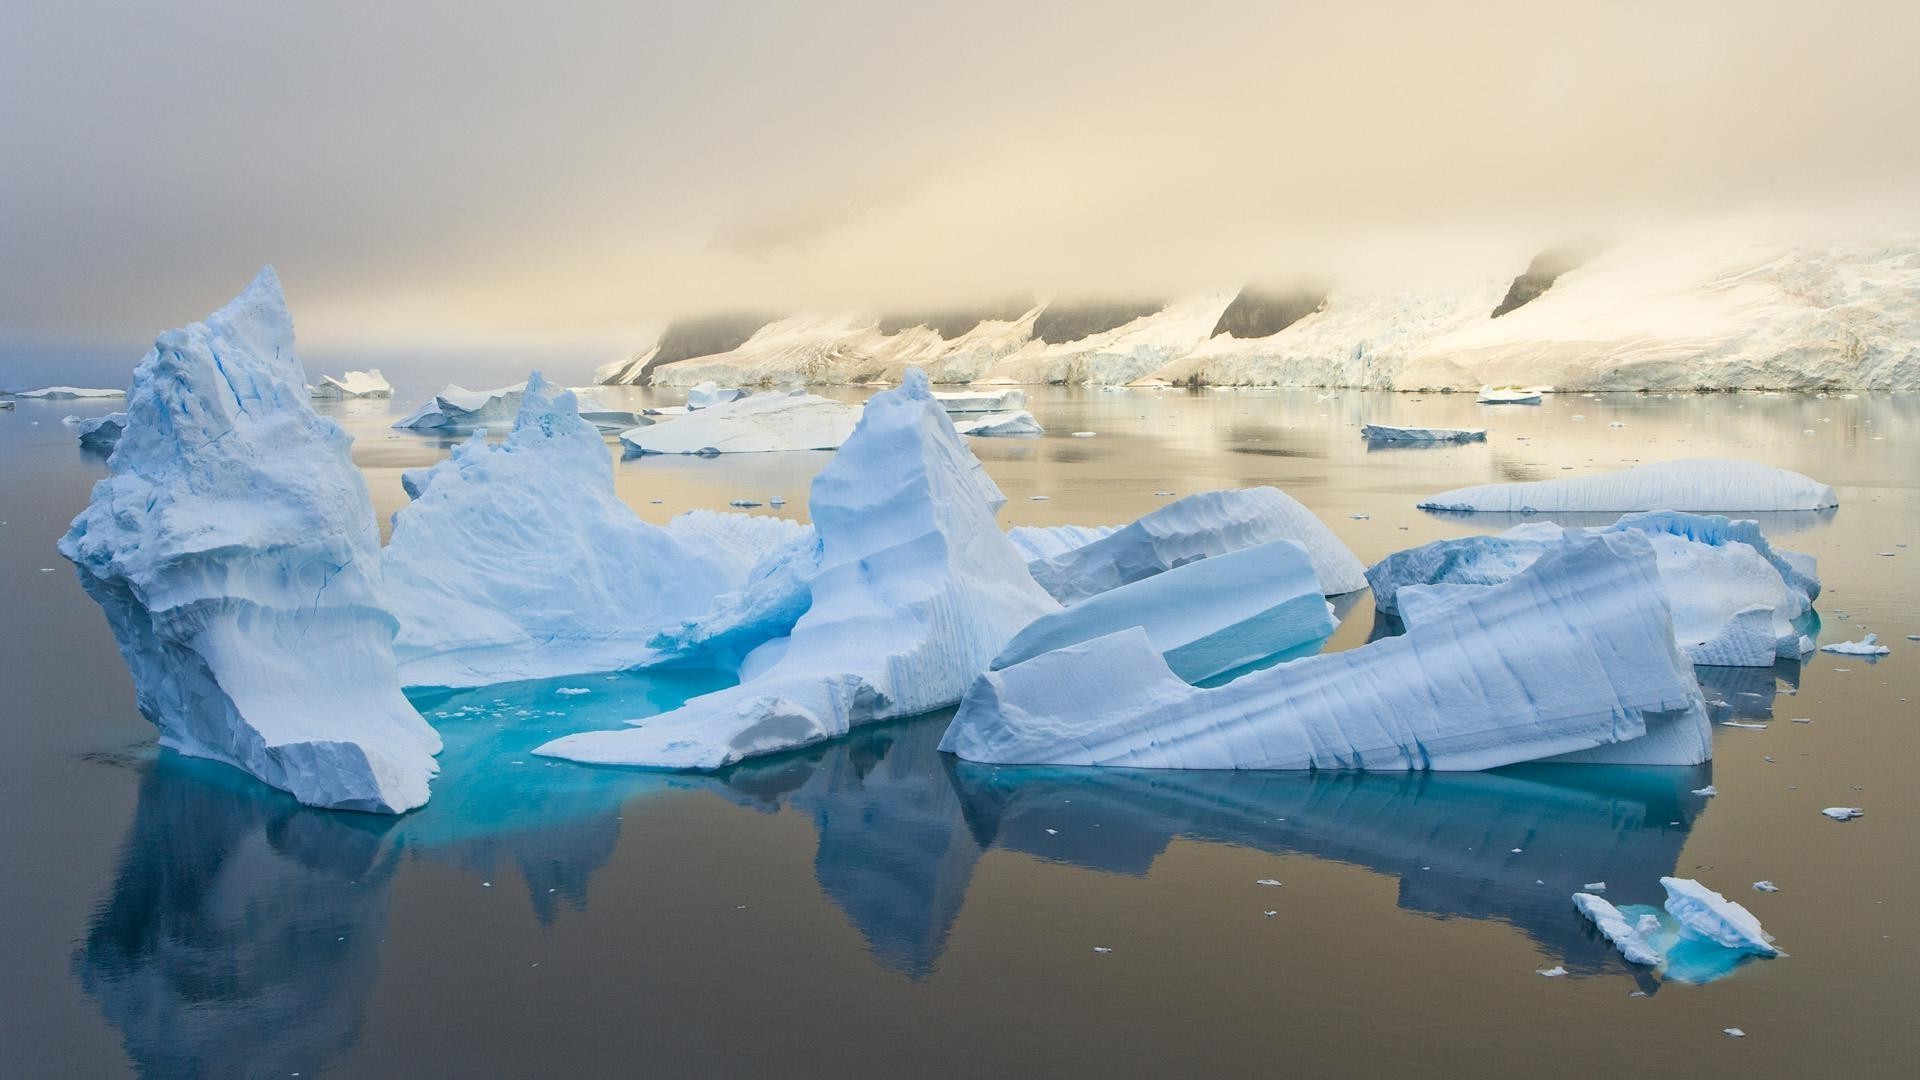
[[556, 687, 591, 696], [1660, 878, 1780, 955], [1093, 946, 1113, 954], [1360, 424, 1485, 443], [1724, 1028, 1746, 1038], [1583, 882, 1607, 892], [1752, 882, 1779, 893], [729, 499, 763, 508], [1255, 879, 1282, 887], [1819, 634, 1888, 656], [1572, 893, 1663, 965], [1537, 966, 1568, 977], [953, 410, 1044, 437], [1692, 785, 1717, 797], [1820, 807, 1863, 821], [1418, 459, 1837, 513], [1071, 431, 1096, 438]]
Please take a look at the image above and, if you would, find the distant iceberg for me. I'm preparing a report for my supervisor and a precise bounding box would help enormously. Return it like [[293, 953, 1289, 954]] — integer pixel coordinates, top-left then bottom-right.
[[940, 530, 1710, 770], [1025, 487, 1369, 601], [1419, 459, 1838, 513], [1817, 633, 1888, 656], [72, 411, 128, 452], [392, 382, 525, 432], [1475, 385, 1545, 404], [383, 373, 737, 687], [1369, 512, 1819, 665], [311, 369, 392, 399], [537, 369, 1060, 770], [13, 386, 125, 399], [1361, 424, 1485, 443], [685, 380, 744, 410], [58, 267, 441, 813], [618, 392, 860, 455], [953, 410, 1043, 437], [990, 539, 1337, 684], [933, 388, 1028, 413]]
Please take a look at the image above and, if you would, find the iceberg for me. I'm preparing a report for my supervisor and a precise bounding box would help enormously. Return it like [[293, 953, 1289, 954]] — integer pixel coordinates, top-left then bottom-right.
[[1818, 634, 1888, 656], [644, 524, 821, 671], [392, 382, 525, 432], [659, 509, 811, 581], [953, 410, 1043, 437], [1361, 424, 1486, 443], [1660, 877, 1780, 956], [13, 385, 125, 399], [57, 267, 440, 813], [1369, 512, 1820, 665], [932, 388, 1028, 413], [383, 373, 735, 687], [311, 369, 392, 399], [1475, 385, 1545, 404], [618, 392, 860, 455], [566, 387, 649, 432], [537, 369, 1061, 770], [73, 411, 128, 452], [1007, 523, 1116, 562], [685, 380, 745, 409], [1572, 892, 1664, 966], [940, 530, 1711, 770], [989, 539, 1337, 684], [1025, 487, 1369, 601], [1419, 459, 1838, 513]]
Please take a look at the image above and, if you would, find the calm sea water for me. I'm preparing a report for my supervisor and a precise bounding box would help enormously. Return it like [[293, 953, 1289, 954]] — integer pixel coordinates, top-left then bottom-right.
[[1, 385, 1914, 1078]]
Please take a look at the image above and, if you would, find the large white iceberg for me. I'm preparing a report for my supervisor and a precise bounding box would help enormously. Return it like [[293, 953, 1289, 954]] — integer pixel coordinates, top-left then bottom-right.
[[392, 382, 526, 432], [537, 369, 1060, 770], [1025, 487, 1369, 601], [991, 539, 1337, 684], [311, 369, 392, 399], [1419, 459, 1838, 513], [618, 392, 860, 455], [383, 373, 735, 687], [940, 530, 1710, 770], [14, 385, 126, 399], [1369, 512, 1819, 665], [952, 410, 1043, 437], [57, 267, 441, 813]]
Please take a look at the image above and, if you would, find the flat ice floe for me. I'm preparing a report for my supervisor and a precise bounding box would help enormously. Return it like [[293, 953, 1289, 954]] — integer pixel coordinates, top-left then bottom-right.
[[383, 374, 736, 687], [1025, 487, 1369, 601], [1360, 424, 1486, 443], [990, 539, 1337, 684], [12, 386, 125, 399], [58, 267, 441, 813], [311, 369, 392, 398], [392, 382, 526, 432], [1369, 511, 1820, 665], [1419, 458, 1838, 513], [933, 388, 1028, 413], [1475, 385, 1545, 404], [940, 530, 1710, 770], [618, 392, 860, 454], [685, 380, 745, 409], [1818, 634, 1888, 656], [1572, 893, 1664, 966], [953, 410, 1043, 437], [537, 370, 1060, 770]]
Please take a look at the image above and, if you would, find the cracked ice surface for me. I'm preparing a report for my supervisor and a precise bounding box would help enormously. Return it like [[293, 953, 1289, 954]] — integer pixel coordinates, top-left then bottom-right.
[[58, 267, 441, 813], [940, 530, 1710, 770]]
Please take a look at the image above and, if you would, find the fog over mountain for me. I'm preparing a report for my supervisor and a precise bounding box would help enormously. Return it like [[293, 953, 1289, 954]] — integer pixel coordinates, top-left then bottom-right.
[[3, 1, 1918, 369]]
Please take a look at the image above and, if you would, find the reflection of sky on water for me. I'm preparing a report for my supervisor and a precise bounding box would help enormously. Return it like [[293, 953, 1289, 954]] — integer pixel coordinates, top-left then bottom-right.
[[77, 653, 1776, 1076]]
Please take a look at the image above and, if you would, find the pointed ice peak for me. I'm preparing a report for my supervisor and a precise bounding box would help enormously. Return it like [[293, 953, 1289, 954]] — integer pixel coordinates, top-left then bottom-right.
[[900, 366, 933, 400]]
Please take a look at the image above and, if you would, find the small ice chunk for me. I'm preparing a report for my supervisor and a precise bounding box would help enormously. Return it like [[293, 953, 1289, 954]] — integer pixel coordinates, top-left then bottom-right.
[[1660, 877, 1780, 956], [556, 687, 591, 696], [1573, 893, 1663, 966], [1692, 785, 1717, 796], [1724, 1028, 1746, 1038], [1752, 881, 1779, 893], [1819, 634, 1889, 656], [1536, 966, 1568, 977], [1821, 807, 1864, 821], [1583, 882, 1607, 892], [729, 499, 764, 508], [1255, 879, 1282, 887]]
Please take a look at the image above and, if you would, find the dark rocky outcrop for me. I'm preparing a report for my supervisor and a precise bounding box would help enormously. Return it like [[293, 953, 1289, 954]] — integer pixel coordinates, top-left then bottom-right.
[[636, 312, 779, 381], [1210, 287, 1326, 339], [1492, 238, 1607, 318], [1031, 298, 1165, 344]]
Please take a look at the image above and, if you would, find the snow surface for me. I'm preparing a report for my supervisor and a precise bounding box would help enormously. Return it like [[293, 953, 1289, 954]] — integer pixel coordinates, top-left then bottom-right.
[[382, 373, 736, 687], [57, 267, 441, 813], [73, 411, 128, 451], [952, 410, 1043, 437], [618, 392, 860, 454], [941, 530, 1710, 770], [644, 310, 1041, 388], [1025, 487, 1369, 601], [1370, 512, 1819, 665], [12, 386, 125, 399], [1360, 424, 1485, 443], [1660, 877, 1780, 956], [537, 369, 1061, 770], [392, 382, 526, 432], [1419, 459, 1838, 513], [311, 369, 392, 399], [1572, 893, 1664, 966], [982, 294, 1236, 386], [990, 539, 1337, 684]]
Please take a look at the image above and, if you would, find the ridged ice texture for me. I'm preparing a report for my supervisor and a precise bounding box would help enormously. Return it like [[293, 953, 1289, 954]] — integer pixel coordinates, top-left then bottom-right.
[[932, 388, 1028, 413], [618, 392, 860, 454], [645, 525, 822, 670], [1418, 458, 1838, 513], [1027, 487, 1369, 601], [383, 374, 735, 687], [939, 530, 1710, 771], [953, 410, 1043, 437], [391, 382, 525, 432], [1007, 524, 1116, 562], [57, 267, 441, 813], [312, 368, 391, 398], [992, 539, 1337, 683], [1370, 512, 1819, 665], [1660, 877, 1780, 955], [537, 369, 1062, 769], [1360, 424, 1485, 443], [1572, 893, 1664, 966]]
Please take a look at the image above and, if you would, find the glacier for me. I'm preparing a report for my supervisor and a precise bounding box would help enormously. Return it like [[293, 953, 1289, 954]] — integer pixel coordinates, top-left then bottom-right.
[[536, 369, 1060, 770], [1360, 424, 1485, 443], [1418, 459, 1838, 513], [392, 382, 525, 432], [1369, 512, 1820, 665], [618, 391, 860, 455], [311, 369, 392, 399], [953, 410, 1044, 437], [57, 267, 441, 813], [939, 530, 1711, 770], [383, 373, 736, 687], [990, 539, 1338, 684], [1024, 487, 1369, 602]]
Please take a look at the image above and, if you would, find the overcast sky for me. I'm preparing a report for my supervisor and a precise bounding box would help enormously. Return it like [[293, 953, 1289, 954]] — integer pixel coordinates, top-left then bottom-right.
[[3, 0, 1917, 362]]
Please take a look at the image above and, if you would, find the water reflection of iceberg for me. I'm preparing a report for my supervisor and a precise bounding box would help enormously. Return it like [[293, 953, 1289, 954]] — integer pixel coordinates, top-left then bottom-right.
[[76, 756, 402, 1080]]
